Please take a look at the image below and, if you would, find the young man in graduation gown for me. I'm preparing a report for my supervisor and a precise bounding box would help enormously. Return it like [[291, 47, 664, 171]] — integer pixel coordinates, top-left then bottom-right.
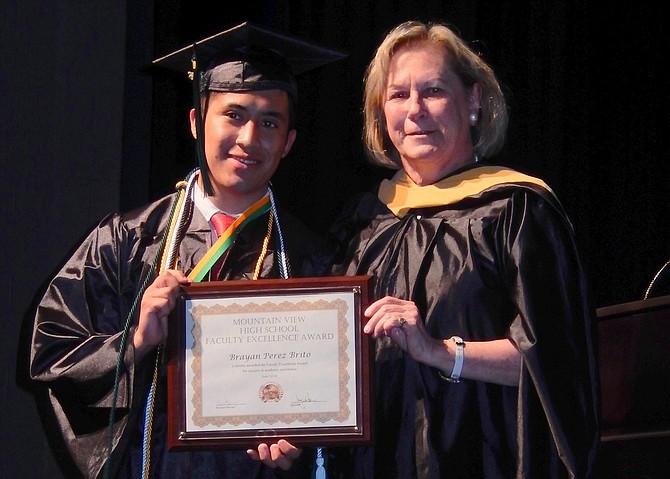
[[29, 23, 345, 479]]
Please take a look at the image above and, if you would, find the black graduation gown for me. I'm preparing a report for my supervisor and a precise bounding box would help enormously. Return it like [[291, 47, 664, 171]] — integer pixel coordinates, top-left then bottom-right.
[[30, 192, 333, 479], [329, 167, 600, 479]]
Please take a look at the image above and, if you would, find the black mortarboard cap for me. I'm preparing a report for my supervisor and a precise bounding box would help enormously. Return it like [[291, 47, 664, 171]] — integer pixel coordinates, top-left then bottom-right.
[[153, 22, 346, 195], [153, 21, 347, 98]]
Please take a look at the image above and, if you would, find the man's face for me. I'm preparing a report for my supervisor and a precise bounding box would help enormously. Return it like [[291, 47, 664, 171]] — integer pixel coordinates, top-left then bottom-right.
[[191, 89, 296, 211]]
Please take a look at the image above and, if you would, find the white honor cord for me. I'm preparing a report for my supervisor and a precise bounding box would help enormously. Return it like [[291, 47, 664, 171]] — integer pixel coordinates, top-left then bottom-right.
[[267, 187, 321, 474], [268, 186, 291, 279]]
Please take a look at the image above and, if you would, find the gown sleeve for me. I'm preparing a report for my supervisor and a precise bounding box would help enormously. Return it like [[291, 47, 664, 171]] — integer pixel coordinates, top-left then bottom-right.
[[501, 187, 600, 478], [30, 212, 141, 408], [29, 206, 164, 478]]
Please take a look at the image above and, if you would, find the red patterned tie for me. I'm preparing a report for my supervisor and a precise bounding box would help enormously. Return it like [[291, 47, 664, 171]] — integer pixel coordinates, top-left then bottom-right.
[[211, 212, 236, 238], [210, 212, 235, 280]]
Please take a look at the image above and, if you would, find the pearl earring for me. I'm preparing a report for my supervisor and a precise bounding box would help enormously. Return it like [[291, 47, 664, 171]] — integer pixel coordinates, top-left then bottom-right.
[[469, 112, 478, 125]]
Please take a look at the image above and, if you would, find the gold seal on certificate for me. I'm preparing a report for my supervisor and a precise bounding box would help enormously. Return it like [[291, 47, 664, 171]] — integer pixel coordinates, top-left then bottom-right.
[[167, 275, 374, 450], [259, 383, 283, 403]]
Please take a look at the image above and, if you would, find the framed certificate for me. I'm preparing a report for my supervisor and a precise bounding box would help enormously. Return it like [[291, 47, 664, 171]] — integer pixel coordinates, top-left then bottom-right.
[[167, 275, 374, 450]]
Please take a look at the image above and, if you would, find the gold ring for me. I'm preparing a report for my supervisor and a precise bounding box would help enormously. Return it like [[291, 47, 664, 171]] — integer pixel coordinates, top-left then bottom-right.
[[398, 317, 406, 327]]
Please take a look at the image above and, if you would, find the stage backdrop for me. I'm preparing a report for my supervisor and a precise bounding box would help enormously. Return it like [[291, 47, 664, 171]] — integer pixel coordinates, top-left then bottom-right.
[[3, 1, 669, 478]]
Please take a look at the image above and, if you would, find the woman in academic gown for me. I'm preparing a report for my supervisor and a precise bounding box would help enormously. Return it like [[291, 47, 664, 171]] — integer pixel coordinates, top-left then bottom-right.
[[329, 20, 600, 478]]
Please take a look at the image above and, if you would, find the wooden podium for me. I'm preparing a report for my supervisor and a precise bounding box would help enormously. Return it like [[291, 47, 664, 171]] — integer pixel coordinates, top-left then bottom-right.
[[596, 294, 670, 477]]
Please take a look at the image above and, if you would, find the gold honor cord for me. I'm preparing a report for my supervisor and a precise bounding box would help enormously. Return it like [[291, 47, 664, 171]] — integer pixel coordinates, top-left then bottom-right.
[[188, 195, 272, 282]]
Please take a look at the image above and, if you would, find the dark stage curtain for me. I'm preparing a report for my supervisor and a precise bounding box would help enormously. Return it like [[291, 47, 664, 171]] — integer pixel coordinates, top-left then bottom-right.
[[146, 0, 670, 308]]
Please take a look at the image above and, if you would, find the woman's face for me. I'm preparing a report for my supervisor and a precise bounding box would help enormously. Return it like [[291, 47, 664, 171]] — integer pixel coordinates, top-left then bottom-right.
[[383, 41, 480, 185]]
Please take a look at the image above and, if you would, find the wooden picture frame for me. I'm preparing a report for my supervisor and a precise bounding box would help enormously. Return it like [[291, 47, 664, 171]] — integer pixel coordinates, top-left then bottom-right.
[[166, 275, 374, 450]]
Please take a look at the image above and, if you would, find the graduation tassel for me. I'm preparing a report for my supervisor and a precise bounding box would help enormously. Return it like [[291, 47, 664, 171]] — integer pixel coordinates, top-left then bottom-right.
[[191, 51, 214, 197]]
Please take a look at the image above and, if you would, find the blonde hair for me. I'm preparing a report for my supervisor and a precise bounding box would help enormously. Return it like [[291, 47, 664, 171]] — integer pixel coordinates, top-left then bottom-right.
[[363, 20, 508, 169]]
